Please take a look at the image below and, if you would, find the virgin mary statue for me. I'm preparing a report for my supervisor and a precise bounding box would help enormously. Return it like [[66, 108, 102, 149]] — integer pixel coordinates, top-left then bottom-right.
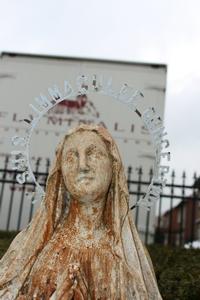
[[0, 124, 162, 299]]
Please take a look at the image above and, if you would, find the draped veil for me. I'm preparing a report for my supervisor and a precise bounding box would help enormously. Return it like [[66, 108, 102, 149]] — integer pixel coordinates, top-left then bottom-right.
[[0, 124, 162, 299]]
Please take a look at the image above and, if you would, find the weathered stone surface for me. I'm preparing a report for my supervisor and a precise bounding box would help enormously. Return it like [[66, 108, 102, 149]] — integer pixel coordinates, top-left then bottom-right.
[[0, 124, 162, 299]]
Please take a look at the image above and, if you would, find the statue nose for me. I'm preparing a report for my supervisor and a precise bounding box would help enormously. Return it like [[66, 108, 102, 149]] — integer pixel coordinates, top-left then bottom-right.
[[79, 153, 89, 172]]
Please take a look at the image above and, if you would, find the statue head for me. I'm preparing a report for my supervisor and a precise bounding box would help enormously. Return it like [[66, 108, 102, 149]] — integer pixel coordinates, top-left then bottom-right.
[[61, 129, 112, 204]]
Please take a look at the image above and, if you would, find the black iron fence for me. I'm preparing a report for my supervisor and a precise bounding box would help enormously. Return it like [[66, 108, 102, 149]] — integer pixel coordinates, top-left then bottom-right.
[[0, 156, 200, 246]]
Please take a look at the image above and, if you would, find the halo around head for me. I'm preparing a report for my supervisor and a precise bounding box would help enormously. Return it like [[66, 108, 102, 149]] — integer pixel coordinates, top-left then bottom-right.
[[11, 74, 170, 210]]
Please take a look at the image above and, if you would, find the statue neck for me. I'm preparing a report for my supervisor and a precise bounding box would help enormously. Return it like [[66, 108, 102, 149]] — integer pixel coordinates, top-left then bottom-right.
[[65, 196, 106, 237]]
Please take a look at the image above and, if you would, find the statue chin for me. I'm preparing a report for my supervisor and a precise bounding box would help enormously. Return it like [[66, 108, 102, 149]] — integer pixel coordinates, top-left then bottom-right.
[[66, 182, 109, 204]]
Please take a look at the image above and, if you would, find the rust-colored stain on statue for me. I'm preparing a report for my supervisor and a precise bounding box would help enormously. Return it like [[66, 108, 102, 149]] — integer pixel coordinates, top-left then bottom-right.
[[0, 124, 162, 299]]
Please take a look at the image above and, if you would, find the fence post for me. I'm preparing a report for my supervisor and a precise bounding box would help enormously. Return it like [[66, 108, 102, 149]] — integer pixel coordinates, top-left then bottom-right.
[[127, 166, 132, 193], [6, 169, 17, 230], [179, 171, 186, 246], [135, 167, 142, 228], [17, 182, 26, 231], [190, 172, 197, 243], [0, 155, 9, 211], [145, 168, 153, 244], [28, 158, 41, 222], [45, 158, 50, 184], [157, 182, 163, 243], [168, 170, 175, 245]]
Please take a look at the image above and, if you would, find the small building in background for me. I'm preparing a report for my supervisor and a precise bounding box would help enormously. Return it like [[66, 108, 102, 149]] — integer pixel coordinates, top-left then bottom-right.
[[157, 178, 200, 246], [0, 52, 167, 243]]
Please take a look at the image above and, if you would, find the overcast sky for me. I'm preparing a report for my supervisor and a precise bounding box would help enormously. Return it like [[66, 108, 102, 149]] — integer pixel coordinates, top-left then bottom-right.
[[0, 0, 200, 183]]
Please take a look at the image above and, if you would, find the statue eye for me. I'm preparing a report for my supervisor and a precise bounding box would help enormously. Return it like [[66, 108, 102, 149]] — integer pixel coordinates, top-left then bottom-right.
[[66, 150, 78, 162], [87, 147, 106, 158], [87, 148, 96, 157]]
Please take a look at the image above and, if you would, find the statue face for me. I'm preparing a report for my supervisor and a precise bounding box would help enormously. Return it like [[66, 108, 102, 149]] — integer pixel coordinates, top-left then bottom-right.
[[61, 131, 112, 202]]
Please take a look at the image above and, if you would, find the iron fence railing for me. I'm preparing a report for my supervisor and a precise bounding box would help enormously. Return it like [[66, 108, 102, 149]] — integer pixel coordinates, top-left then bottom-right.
[[0, 156, 200, 246]]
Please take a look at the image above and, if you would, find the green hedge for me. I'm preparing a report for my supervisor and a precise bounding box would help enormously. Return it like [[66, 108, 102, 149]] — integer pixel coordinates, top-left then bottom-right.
[[0, 231, 200, 299], [0, 231, 19, 259], [148, 245, 200, 300]]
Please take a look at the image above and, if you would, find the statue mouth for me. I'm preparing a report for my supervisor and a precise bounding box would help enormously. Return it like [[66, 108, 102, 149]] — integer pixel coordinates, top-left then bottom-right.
[[77, 175, 94, 182]]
